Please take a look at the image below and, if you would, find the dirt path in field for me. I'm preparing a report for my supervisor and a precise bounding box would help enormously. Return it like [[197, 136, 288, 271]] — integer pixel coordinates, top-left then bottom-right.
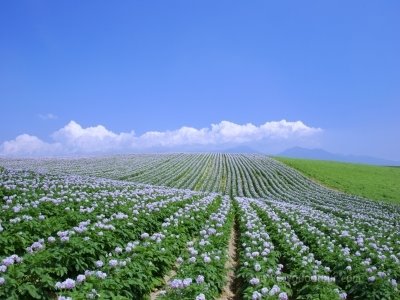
[[218, 216, 241, 300], [149, 268, 176, 300], [150, 218, 241, 300]]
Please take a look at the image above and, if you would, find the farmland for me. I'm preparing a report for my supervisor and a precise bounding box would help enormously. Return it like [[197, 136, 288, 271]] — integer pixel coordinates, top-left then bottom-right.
[[0, 154, 399, 300], [276, 157, 400, 204]]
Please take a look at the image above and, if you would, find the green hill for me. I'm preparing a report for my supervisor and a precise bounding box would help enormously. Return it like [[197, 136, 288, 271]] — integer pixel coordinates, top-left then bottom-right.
[[276, 157, 400, 204]]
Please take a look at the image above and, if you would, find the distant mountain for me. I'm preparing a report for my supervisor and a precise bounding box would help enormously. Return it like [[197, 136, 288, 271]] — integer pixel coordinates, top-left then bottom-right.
[[278, 147, 400, 166]]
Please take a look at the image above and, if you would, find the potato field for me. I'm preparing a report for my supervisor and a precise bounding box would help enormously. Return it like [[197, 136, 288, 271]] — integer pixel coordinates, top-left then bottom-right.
[[0, 154, 399, 300]]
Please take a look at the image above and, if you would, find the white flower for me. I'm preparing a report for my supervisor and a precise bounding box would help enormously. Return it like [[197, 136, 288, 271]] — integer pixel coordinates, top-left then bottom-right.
[[390, 279, 397, 287], [95, 260, 104, 267], [252, 291, 262, 300], [377, 271, 386, 278], [251, 251, 260, 257], [196, 275, 205, 284], [169, 279, 183, 289], [2, 257, 14, 266], [279, 292, 288, 300], [141, 233, 149, 239], [269, 285, 280, 296], [119, 260, 127, 267], [176, 257, 184, 264], [96, 271, 107, 279], [341, 231, 350, 237], [249, 277, 260, 285], [182, 278, 192, 287], [195, 293, 206, 300], [60, 236, 69, 242], [204, 256, 211, 263], [57, 278, 75, 289]]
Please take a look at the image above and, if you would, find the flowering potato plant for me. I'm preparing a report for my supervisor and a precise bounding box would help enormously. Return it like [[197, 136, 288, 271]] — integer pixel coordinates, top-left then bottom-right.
[[236, 197, 291, 300], [159, 196, 233, 300]]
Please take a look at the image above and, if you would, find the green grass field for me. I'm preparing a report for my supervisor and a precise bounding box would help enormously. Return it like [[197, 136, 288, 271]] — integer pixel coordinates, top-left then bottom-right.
[[276, 157, 400, 204]]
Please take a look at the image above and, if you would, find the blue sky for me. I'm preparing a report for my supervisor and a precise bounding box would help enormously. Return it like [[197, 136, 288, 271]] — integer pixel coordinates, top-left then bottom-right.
[[1, 1, 399, 159]]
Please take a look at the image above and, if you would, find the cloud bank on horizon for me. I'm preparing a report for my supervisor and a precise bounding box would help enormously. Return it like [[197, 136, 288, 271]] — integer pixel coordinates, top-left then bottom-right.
[[0, 120, 322, 157]]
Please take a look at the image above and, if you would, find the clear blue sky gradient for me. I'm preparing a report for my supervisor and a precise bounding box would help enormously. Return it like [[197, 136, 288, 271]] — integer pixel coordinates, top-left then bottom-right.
[[1, 1, 399, 159]]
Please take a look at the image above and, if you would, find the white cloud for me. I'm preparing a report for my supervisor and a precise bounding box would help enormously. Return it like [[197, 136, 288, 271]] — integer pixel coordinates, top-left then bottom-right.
[[52, 121, 135, 153], [260, 120, 320, 139], [211, 121, 260, 143], [0, 120, 322, 156], [38, 113, 58, 120], [0, 134, 62, 156], [139, 120, 321, 147]]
